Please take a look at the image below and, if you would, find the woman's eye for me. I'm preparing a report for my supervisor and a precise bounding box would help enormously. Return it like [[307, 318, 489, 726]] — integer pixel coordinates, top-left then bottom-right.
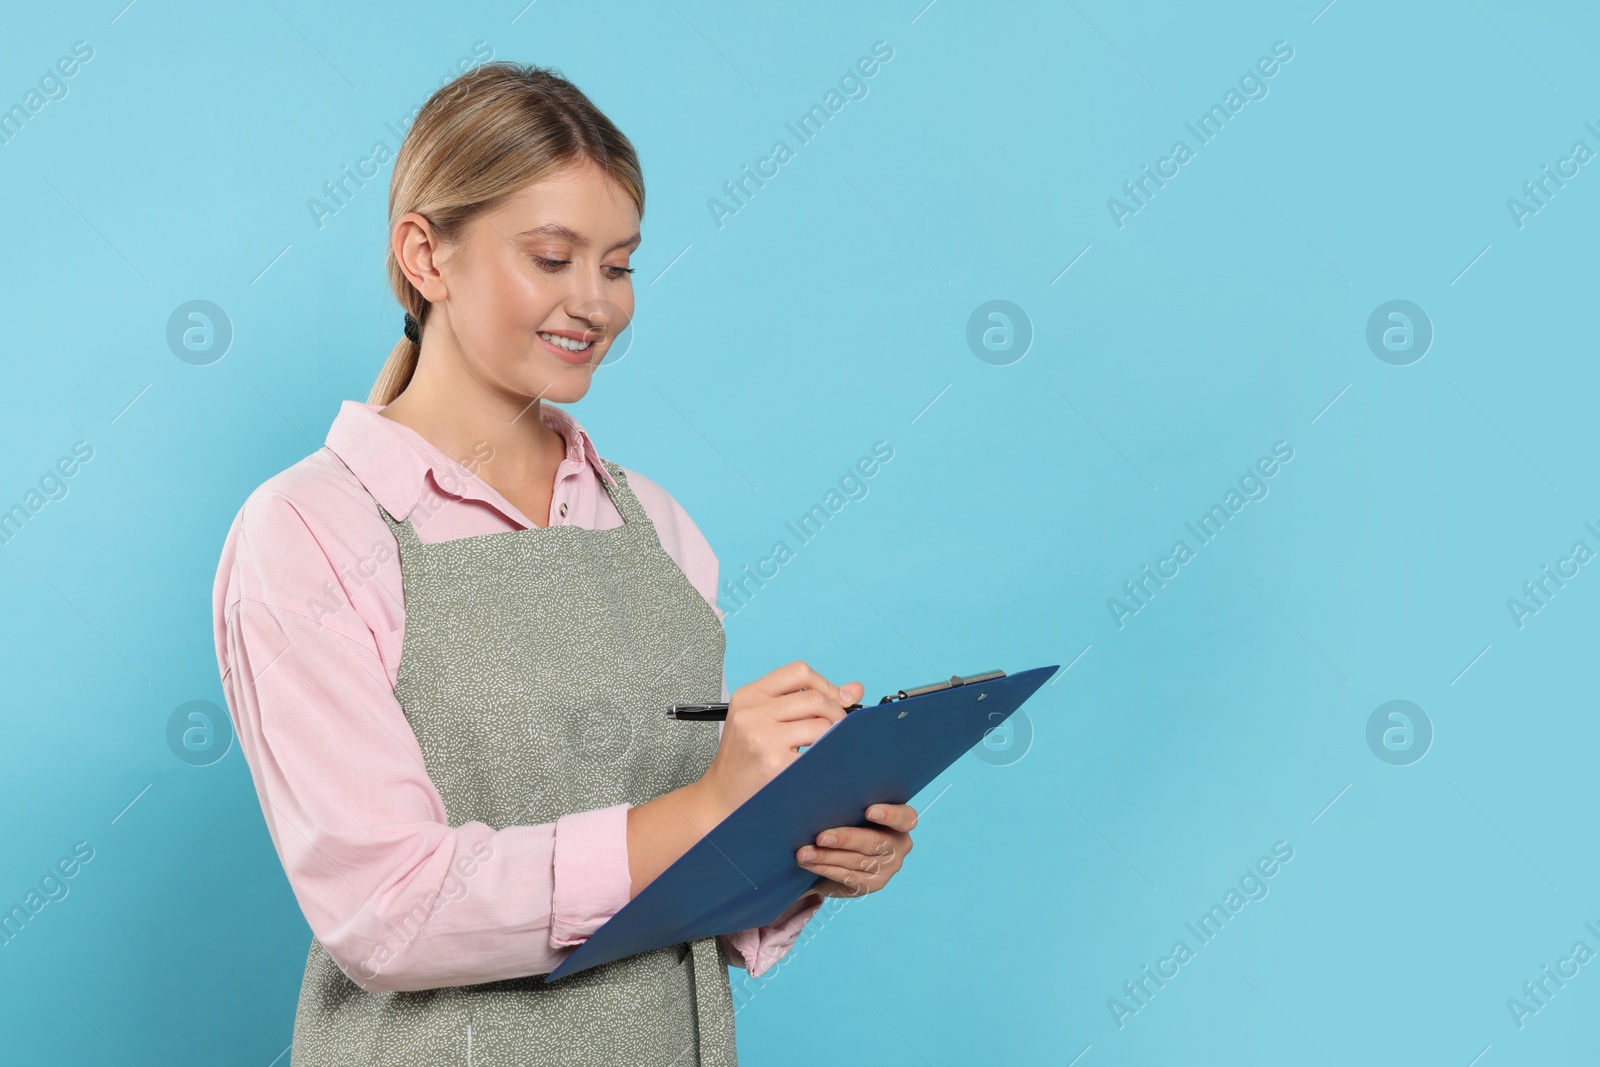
[[529, 256, 632, 280]]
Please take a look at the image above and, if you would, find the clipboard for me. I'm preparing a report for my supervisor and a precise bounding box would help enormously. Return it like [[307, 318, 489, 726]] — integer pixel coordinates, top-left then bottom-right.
[[545, 663, 1059, 982]]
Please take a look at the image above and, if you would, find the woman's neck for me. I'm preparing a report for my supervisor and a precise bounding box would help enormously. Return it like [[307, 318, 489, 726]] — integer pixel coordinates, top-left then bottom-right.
[[379, 362, 571, 522]]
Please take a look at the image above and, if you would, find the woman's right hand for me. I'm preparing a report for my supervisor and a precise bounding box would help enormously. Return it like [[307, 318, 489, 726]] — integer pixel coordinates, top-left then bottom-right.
[[695, 660, 864, 821]]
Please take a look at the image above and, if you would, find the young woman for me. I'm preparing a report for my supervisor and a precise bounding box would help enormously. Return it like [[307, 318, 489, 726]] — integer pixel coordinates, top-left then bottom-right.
[[211, 62, 917, 1065]]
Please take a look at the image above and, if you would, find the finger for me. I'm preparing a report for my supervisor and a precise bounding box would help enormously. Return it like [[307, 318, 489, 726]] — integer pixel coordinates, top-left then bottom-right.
[[813, 826, 902, 855], [767, 688, 850, 726], [747, 660, 853, 703], [780, 716, 847, 756], [863, 803, 918, 832], [804, 865, 881, 895], [797, 844, 901, 872], [745, 663, 864, 712]]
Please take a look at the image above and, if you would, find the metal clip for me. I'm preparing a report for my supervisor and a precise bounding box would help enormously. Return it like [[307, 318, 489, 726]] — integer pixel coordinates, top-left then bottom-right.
[[878, 669, 1006, 704]]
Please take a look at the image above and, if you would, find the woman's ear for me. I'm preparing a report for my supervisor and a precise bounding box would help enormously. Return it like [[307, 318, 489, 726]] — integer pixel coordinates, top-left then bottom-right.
[[393, 212, 449, 303]]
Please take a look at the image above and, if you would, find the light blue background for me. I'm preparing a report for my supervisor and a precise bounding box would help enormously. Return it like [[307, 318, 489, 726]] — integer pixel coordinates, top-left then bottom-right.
[[2, 1, 1595, 1063]]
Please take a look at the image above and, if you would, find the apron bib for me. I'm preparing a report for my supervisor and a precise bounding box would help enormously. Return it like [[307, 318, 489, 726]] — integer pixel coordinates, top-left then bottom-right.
[[290, 457, 737, 1066]]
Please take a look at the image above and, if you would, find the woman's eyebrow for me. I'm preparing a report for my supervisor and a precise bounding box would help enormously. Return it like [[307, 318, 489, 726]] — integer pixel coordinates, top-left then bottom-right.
[[515, 222, 641, 251]]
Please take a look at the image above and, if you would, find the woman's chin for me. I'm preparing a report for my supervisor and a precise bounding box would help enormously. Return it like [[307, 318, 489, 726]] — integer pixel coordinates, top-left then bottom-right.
[[525, 372, 594, 406]]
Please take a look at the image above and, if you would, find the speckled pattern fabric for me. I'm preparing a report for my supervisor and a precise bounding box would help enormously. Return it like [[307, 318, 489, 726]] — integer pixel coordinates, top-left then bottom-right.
[[290, 458, 737, 1066]]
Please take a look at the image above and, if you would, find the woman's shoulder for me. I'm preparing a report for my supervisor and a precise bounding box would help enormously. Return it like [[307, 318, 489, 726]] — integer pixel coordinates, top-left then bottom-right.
[[231, 447, 383, 540], [217, 447, 392, 617]]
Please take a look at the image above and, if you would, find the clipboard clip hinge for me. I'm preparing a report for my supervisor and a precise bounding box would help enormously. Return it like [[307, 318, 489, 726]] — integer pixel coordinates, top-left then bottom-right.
[[878, 669, 1006, 705]]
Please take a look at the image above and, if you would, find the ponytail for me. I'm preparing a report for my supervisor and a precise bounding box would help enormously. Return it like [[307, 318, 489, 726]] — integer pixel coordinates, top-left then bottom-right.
[[368, 302, 424, 405]]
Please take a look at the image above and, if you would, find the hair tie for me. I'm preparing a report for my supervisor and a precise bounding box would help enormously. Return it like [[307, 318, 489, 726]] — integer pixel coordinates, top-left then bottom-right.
[[403, 312, 421, 344]]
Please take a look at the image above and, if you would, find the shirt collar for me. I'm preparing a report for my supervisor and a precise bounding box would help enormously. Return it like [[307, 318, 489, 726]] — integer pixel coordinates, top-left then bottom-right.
[[324, 400, 616, 524]]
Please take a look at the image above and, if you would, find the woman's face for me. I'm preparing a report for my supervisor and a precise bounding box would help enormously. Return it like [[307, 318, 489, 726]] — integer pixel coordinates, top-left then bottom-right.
[[417, 160, 640, 406]]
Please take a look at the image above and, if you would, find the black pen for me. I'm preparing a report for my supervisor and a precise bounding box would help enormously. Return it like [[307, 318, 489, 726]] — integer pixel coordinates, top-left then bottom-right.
[[668, 671, 1004, 720], [666, 702, 864, 721]]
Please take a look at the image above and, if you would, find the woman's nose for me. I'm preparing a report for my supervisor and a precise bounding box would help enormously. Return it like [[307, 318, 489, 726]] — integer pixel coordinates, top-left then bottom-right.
[[568, 264, 607, 309], [569, 295, 627, 345]]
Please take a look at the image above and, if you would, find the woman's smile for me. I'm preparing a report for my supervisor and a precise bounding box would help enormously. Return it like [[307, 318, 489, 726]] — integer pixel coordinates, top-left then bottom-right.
[[536, 328, 596, 364]]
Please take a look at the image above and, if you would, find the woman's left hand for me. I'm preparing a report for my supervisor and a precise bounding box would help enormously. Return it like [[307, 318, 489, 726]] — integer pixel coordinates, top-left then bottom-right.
[[795, 802, 917, 898]]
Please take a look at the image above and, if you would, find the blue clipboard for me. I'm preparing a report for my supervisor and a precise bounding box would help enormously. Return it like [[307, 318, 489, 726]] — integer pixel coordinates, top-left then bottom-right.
[[545, 663, 1059, 982]]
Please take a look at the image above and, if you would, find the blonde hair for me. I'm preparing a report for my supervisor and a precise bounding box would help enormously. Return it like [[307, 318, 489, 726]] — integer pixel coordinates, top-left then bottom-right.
[[369, 62, 646, 406]]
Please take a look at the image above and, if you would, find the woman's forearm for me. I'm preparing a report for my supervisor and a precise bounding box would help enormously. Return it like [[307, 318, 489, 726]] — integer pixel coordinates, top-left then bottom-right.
[[624, 781, 730, 898]]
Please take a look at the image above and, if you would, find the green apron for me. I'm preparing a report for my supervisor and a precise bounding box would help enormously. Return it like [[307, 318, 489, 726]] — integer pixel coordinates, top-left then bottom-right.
[[290, 457, 738, 1066]]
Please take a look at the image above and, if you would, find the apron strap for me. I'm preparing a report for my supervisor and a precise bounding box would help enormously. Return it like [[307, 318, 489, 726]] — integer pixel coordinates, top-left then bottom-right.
[[685, 936, 738, 1066], [597, 459, 663, 551], [375, 502, 422, 550]]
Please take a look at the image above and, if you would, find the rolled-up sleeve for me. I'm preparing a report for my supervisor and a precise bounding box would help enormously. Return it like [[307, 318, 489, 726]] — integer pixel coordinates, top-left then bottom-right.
[[719, 892, 826, 976], [550, 805, 633, 946]]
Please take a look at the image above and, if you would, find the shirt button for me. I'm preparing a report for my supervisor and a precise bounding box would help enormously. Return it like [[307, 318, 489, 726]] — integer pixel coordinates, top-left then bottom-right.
[[558, 502, 568, 518]]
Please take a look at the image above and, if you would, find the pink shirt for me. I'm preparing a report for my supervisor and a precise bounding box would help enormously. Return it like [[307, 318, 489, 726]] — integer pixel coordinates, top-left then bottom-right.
[[212, 399, 822, 993]]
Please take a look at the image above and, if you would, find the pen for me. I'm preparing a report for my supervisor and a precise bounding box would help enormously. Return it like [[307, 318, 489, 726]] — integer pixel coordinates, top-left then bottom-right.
[[666, 702, 865, 721], [666, 671, 1006, 720]]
